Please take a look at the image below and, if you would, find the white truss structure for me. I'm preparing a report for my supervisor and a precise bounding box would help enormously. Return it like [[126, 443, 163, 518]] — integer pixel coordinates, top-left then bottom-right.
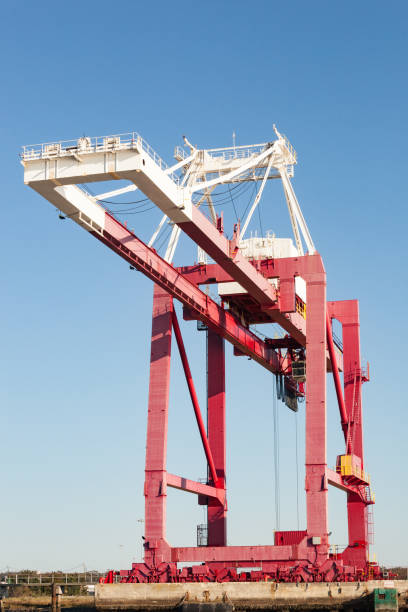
[[21, 126, 315, 264]]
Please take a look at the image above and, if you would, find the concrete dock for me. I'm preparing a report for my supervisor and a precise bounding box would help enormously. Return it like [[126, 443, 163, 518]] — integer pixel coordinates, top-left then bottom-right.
[[1, 580, 407, 611], [94, 581, 407, 610]]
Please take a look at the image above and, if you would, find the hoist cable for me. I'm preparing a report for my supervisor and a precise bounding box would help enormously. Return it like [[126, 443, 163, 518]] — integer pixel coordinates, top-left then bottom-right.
[[100, 197, 150, 205], [240, 182, 258, 223], [273, 376, 280, 531], [194, 180, 251, 208], [257, 198, 264, 236], [295, 411, 300, 530], [113, 205, 157, 215], [155, 225, 172, 254]]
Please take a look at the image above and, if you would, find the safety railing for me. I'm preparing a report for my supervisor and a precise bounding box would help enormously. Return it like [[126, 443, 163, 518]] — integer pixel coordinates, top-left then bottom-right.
[[205, 143, 271, 163], [21, 133, 180, 185], [343, 365, 370, 384], [0, 572, 106, 585], [295, 296, 306, 319], [174, 145, 188, 160], [328, 544, 348, 557], [336, 455, 370, 484], [281, 134, 297, 164]]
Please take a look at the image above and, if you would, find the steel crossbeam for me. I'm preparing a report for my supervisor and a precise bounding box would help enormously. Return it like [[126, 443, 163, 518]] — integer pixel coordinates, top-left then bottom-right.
[[23, 181, 285, 375], [166, 474, 225, 505]]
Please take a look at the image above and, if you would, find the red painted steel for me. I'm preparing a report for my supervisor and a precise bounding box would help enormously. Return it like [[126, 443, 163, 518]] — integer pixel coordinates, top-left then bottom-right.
[[274, 531, 308, 546], [179, 207, 278, 307], [24, 140, 378, 583], [304, 266, 328, 558], [326, 311, 348, 434], [178, 261, 307, 345], [144, 285, 173, 565], [327, 469, 372, 503], [171, 309, 220, 488], [207, 329, 227, 546], [327, 301, 368, 569], [82, 197, 375, 581], [166, 473, 225, 505], [123, 256, 377, 583], [93, 213, 285, 375], [178, 261, 343, 372]]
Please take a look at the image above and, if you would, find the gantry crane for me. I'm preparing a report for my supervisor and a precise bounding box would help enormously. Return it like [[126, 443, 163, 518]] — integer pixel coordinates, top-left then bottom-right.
[[21, 127, 378, 582]]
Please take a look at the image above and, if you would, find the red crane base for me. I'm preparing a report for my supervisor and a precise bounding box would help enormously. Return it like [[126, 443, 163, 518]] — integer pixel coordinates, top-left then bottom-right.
[[107, 559, 383, 584], [105, 259, 377, 587]]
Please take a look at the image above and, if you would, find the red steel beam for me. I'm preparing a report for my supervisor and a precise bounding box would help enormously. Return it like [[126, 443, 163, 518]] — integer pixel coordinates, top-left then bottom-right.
[[180, 207, 277, 307], [207, 328, 227, 546], [327, 469, 368, 503], [171, 310, 220, 488], [326, 311, 348, 435], [179, 261, 343, 373], [178, 262, 307, 345], [93, 213, 284, 375], [166, 473, 225, 505], [171, 544, 294, 564]]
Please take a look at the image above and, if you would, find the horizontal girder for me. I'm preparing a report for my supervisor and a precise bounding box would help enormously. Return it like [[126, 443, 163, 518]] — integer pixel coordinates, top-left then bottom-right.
[[27, 181, 285, 376], [166, 473, 225, 505], [178, 262, 343, 372]]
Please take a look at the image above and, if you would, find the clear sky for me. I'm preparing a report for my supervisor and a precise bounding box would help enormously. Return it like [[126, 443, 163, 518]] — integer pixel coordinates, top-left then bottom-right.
[[1, 1, 407, 571]]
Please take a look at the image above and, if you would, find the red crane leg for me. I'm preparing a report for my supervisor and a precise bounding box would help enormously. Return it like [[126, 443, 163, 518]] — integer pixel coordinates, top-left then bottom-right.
[[305, 274, 328, 555], [327, 300, 368, 566], [207, 329, 227, 546], [144, 284, 173, 564], [326, 312, 347, 436], [342, 303, 363, 460], [171, 311, 219, 487]]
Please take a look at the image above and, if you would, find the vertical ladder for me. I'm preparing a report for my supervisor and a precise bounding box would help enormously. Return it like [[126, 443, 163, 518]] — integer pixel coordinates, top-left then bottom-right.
[[367, 505, 375, 545]]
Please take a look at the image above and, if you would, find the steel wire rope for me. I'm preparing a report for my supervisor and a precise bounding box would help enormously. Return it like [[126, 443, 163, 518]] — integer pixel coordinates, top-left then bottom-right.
[[257, 200, 265, 237], [205, 160, 266, 220], [192, 180, 254, 231], [100, 167, 256, 211], [295, 411, 300, 530], [192, 165, 267, 200], [239, 181, 258, 223], [100, 196, 150, 205], [229, 183, 241, 222], [114, 205, 157, 214], [192, 180, 249, 208], [155, 224, 172, 254], [273, 376, 281, 531], [193, 179, 249, 201]]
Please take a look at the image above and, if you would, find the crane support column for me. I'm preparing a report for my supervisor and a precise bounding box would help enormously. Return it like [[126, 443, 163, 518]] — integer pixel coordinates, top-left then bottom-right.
[[305, 273, 328, 556], [144, 285, 173, 564], [207, 329, 227, 546], [328, 300, 367, 566]]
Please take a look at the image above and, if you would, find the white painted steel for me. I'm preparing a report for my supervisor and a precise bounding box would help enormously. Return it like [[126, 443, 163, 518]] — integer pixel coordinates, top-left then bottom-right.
[[54, 185, 106, 233], [148, 213, 168, 247], [218, 278, 279, 298], [295, 276, 307, 303], [218, 274, 306, 304], [239, 155, 274, 241], [94, 183, 138, 200], [239, 234, 298, 260], [279, 166, 316, 255], [22, 128, 315, 272], [189, 144, 276, 194], [164, 225, 181, 263]]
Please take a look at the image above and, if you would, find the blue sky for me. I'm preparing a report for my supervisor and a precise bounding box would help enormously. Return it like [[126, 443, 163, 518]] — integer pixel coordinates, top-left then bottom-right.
[[0, 1, 407, 571]]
